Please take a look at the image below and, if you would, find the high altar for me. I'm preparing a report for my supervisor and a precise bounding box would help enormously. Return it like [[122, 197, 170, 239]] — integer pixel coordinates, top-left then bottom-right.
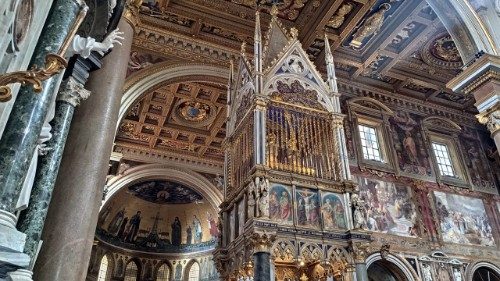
[[214, 6, 371, 281]]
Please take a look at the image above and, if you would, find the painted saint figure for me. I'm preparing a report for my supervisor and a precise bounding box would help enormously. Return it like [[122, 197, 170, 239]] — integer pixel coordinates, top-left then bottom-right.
[[125, 211, 142, 243], [171, 217, 182, 246], [186, 226, 192, 245], [207, 212, 219, 240], [193, 215, 203, 243], [107, 208, 126, 235]]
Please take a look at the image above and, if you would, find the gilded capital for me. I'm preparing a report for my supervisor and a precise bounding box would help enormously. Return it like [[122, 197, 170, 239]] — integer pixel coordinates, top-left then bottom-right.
[[123, 0, 143, 29], [349, 241, 371, 264], [251, 232, 276, 253], [476, 105, 500, 136]]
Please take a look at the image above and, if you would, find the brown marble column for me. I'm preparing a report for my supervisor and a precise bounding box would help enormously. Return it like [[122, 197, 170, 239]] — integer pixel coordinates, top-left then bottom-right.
[[33, 2, 141, 280], [447, 54, 500, 154]]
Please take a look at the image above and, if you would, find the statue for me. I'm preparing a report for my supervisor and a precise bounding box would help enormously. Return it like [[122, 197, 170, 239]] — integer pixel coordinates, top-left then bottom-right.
[[67, 28, 125, 58], [257, 178, 269, 218], [247, 181, 256, 218], [351, 193, 366, 229], [422, 263, 433, 281], [453, 268, 462, 281], [350, 3, 391, 48], [328, 3, 354, 29]]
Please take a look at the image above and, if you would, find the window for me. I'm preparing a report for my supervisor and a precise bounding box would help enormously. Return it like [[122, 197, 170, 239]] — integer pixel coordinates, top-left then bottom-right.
[[97, 255, 109, 281], [188, 262, 200, 281], [157, 264, 170, 281], [124, 262, 139, 281], [358, 124, 383, 162], [432, 142, 455, 177]]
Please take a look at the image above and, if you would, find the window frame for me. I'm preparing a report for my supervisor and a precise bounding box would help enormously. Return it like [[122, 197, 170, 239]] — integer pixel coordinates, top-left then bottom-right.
[[156, 263, 172, 281], [124, 260, 140, 281], [358, 122, 384, 162], [427, 132, 468, 186]]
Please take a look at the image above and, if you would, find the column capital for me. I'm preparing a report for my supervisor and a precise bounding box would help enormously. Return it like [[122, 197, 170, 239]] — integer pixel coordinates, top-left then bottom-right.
[[123, 0, 143, 29], [251, 232, 276, 254], [348, 241, 371, 264], [57, 77, 91, 107], [476, 103, 500, 136]]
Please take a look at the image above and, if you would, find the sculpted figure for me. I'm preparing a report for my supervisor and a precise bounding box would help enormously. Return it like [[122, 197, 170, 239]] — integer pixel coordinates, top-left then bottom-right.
[[351, 194, 366, 229], [247, 181, 256, 218], [328, 3, 354, 28], [257, 178, 269, 218], [350, 3, 391, 47], [67, 28, 125, 58]]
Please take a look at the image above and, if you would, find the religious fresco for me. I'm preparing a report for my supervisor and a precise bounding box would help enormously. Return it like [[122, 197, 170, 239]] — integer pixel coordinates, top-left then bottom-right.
[[320, 192, 347, 230], [127, 180, 203, 204], [390, 111, 432, 177], [295, 188, 320, 228], [357, 176, 417, 236], [127, 50, 166, 77], [96, 181, 219, 253], [433, 191, 495, 246], [269, 184, 293, 225], [460, 128, 496, 190]]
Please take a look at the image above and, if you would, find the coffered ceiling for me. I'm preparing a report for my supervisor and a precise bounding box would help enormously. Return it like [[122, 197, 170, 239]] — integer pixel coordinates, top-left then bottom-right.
[[118, 0, 474, 164]]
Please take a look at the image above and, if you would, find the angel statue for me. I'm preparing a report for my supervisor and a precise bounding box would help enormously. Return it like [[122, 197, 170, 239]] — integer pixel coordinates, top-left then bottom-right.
[[67, 28, 125, 58], [350, 3, 391, 48]]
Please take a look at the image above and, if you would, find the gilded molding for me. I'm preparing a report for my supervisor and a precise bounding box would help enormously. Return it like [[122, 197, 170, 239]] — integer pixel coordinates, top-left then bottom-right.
[[251, 232, 276, 253], [123, 0, 143, 29]]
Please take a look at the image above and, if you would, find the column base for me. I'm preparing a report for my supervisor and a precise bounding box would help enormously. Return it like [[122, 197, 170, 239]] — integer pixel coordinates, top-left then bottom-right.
[[0, 211, 30, 278], [7, 269, 32, 281]]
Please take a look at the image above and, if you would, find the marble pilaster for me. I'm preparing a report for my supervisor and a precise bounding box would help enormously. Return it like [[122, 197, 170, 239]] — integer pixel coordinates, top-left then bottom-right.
[[34, 6, 139, 280], [349, 241, 370, 281], [17, 77, 90, 262], [0, 0, 87, 277]]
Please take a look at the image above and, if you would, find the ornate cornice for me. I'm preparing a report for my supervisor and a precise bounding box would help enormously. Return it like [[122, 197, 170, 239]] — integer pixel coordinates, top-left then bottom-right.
[[447, 53, 500, 94]]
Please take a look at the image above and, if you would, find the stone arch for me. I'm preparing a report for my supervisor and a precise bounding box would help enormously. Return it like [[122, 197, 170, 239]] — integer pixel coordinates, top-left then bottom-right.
[[366, 253, 418, 281], [422, 116, 462, 132], [154, 260, 174, 280], [465, 261, 500, 281], [425, 0, 498, 63], [119, 62, 229, 132], [102, 163, 223, 211], [272, 240, 297, 263], [184, 259, 201, 281], [347, 97, 394, 115], [124, 258, 142, 280]]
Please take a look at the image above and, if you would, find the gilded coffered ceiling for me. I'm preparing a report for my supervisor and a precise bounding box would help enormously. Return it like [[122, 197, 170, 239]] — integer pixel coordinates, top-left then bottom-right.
[[118, 0, 474, 164], [117, 81, 227, 161]]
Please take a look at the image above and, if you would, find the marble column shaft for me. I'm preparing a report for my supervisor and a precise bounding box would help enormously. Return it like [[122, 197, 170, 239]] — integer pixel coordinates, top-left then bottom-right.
[[253, 252, 271, 281], [17, 78, 90, 262], [34, 17, 134, 281], [0, 0, 87, 217], [355, 263, 369, 281]]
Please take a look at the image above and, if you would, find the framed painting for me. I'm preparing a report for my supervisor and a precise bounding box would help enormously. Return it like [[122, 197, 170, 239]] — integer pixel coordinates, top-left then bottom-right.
[[320, 192, 347, 230], [269, 183, 293, 225], [295, 187, 320, 228]]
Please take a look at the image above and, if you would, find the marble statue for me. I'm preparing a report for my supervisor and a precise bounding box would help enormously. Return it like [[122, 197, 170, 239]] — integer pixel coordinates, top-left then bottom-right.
[[351, 194, 366, 229], [422, 263, 433, 281], [257, 178, 269, 218], [67, 28, 125, 58], [247, 181, 256, 218], [350, 3, 391, 48], [453, 268, 462, 281]]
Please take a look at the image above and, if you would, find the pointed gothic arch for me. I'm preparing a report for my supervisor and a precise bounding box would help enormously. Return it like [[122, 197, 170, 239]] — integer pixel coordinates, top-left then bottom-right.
[[366, 253, 418, 281]]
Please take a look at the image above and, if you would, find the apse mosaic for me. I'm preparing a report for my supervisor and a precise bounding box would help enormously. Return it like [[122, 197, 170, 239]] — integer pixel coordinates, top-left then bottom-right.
[[433, 191, 495, 246], [96, 182, 219, 253], [127, 180, 203, 204], [356, 176, 417, 237]]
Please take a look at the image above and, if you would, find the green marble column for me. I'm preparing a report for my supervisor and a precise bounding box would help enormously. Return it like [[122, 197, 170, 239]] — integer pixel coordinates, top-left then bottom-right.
[[0, 0, 88, 224], [17, 78, 90, 261]]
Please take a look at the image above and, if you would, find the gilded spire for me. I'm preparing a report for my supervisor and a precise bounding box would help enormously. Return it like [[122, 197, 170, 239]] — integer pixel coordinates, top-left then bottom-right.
[[270, 4, 279, 18], [255, 10, 263, 95], [324, 34, 338, 94]]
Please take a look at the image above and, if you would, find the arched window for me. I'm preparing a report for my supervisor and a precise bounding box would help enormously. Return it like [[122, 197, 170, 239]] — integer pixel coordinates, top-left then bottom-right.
[[124, 261, 139, 281], [97, 255, 110, 281], [157, 263, 170, 281], [188, 262, 200, 281]]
